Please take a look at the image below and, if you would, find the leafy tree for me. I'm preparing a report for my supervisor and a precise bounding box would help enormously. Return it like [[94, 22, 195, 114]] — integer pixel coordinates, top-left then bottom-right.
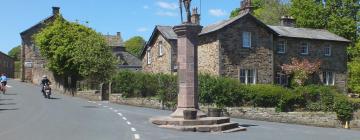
[[124, 36, 145, 58], [8, 45, 21, 61], [230, 0, 290, 25], [349, 41, 360, 93], [290, 0, 327, 29], [34, 16, 116, 92], [290, 0, 359, 42]]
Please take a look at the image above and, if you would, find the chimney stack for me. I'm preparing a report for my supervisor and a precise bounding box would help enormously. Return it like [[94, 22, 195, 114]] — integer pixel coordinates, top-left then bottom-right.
[[280, 16, 295, 27], [52, 7, 60, 15], [191, 8, 200, 25], [239, 0, 254, 15]]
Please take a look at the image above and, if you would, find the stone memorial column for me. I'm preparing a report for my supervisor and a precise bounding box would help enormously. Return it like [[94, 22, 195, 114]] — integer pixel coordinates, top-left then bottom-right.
[[170, 23, 206, 118]]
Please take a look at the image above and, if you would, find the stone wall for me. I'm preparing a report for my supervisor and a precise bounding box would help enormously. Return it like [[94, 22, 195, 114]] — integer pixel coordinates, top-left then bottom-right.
[[108, 95, 360, 129], [274, 37, 348, 92], [198, 33, 220, 75], [223, 107, 360, 128], [217, 16, 274, 83], [142, 34, 175, 74], [77, 90, 102, 101], [110, 94, 162, 109], [0, 51, 15, 78]]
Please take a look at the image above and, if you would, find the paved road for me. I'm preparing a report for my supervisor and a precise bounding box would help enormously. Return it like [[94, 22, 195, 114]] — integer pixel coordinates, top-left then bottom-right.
[[0, 79, 359, 140]]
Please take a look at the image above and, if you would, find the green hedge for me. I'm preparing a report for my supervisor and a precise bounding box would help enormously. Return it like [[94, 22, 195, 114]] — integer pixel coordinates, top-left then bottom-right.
[[111, 71, 356, 121]]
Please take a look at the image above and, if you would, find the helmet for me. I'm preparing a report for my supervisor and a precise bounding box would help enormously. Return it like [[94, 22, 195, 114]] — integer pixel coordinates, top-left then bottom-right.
[[42, 75, 47, 78]]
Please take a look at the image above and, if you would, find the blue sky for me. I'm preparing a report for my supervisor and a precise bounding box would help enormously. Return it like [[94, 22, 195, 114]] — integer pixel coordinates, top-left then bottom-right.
[[0, 0, 244, 54]]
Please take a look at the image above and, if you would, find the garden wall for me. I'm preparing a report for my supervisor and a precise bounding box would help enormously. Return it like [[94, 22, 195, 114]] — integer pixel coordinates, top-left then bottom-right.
[[109, 94, 360, 129]]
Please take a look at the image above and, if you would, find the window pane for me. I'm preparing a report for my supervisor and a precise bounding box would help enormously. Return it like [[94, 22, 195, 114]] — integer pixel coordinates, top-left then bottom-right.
[[247, 70, 254, 84], [243, 32, 251, 48], [240, 69, 246, 83], [328, 72, 333, 85]]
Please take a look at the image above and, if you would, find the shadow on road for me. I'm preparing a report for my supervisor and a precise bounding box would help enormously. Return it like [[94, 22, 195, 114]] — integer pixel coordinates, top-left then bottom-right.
[[239, 124, 259, 127], [83, 106, 99, 108], [0, 108, 19, 111], [49, 97, 61, 100], [0, 103, 16, 105], [3, 93, 17, 95], [0, 99, 13, 101]]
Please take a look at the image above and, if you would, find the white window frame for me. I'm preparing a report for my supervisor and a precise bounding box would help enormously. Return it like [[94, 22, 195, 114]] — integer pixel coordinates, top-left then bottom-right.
[[242, 32, 251, 48], [300, 42, 309, 55], [324, 46, 331, 56], [323, 71, 335, 86], [147, 49, 152, 65], [277, 40, 286, 54], [158, 41, 164, 57], [239, 69, 256, 85]]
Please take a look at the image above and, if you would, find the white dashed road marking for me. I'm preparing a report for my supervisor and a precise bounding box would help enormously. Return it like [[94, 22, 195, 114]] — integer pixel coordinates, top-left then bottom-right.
[[117, 113, 122, 116], [134, 134, 140, 139], [122, 117, 127, 120], [131, 127, 136, 132], [127, 121, 131, 125], [103, 106, 108, 108], [98, 104, 102, 106], [114, 110, 118, 112], [109, 108, 113, 110], [6, 85, 12, 88]]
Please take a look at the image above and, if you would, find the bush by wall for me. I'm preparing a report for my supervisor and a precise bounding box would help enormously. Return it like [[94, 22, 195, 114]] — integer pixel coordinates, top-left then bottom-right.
[[111, 71, 357, 122]]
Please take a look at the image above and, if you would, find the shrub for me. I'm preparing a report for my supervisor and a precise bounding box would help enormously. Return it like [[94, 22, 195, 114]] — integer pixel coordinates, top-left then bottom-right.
[[334, 96, 355, 123], [155, 73, 177, 109], [245, 84, 289, 107]]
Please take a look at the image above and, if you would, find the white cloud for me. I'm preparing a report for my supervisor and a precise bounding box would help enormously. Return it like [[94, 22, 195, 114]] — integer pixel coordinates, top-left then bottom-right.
[[157, 1, 177, 10], [143, 5, 149, 9], [209, 9, 227, 17], [156, 11, 177, 17], [137, 27, 149, 32]]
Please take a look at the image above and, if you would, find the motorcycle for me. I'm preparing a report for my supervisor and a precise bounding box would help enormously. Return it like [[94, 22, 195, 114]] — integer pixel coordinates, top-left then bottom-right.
[[43, 83, 51, 99]]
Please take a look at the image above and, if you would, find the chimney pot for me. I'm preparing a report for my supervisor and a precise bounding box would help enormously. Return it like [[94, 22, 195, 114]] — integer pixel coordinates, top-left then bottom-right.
[[52, 7, 60, 15], [239, 0, 254, 15], [191, 7, 200, 25], [280, 16, 295, 27]]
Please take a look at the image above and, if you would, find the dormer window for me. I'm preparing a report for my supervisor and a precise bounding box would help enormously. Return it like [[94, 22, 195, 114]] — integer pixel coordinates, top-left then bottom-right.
[[242, 32, 251, 48], [300, 42, 309, 55], [158, 41, 164, 57], [277, 40, 286, 54]]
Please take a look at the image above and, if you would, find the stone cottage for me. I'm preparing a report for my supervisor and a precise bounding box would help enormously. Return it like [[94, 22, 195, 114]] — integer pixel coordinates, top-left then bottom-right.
[[141, 1, 350, 91], [106, 32, 142, 71], [0, 51, 15, 78], [20, 7, 141, 85]]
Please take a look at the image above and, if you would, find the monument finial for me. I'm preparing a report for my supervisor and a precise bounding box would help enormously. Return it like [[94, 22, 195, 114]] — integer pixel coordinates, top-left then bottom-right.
[[179, 0, 192, 23]]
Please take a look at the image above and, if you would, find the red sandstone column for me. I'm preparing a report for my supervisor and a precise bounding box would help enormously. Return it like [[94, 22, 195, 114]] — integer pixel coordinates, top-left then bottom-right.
[[170, 23, 206, 118]]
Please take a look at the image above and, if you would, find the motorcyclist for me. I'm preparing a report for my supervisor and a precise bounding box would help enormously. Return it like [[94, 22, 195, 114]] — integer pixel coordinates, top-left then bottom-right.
[[0, 73, 7, 92], [41, 75, 51, 96]]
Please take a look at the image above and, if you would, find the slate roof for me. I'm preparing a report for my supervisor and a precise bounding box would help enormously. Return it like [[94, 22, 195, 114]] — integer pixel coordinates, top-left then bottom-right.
[[20, 15, 55, 35], [156, 26, 177, 40], [104, 35, 124, 47], [114, 49, 142, 67], [268, 26, 350, 42], [199, 12, 350, 42], [200, 12, 248, 35]]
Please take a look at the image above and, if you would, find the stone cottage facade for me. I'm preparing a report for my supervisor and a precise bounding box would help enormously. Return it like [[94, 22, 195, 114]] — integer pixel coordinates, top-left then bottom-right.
[[141, 2, 350, 91], [0, 51, 15, 78], [20, 7, 141, 85], [141, 26, 177, 74]]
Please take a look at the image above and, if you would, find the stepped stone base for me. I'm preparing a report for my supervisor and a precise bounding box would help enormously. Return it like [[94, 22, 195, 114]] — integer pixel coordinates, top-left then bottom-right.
[[150, 116, 247, 132]]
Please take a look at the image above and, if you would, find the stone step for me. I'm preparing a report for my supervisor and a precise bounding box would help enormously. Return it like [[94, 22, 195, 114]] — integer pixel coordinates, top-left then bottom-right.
[[222, 126, 247, 133], [151, 116, 230, 126], [159, 122, 243, 132], [196, 122, 239, 132]]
